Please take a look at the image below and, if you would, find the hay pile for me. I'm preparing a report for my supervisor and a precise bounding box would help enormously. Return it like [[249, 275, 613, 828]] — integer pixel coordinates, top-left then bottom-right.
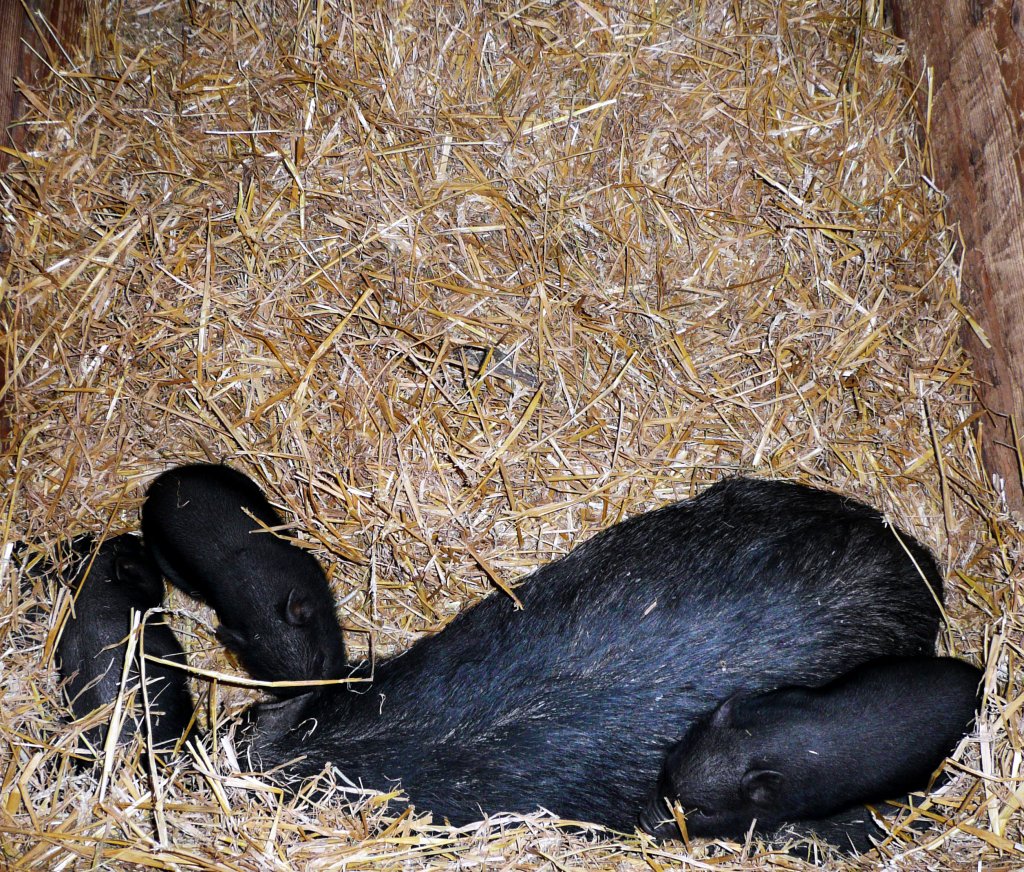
[[1, 0, 1020, 868]]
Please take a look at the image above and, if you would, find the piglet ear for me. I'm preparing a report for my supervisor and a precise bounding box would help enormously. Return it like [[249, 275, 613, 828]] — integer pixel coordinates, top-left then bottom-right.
[[741, 768, 785, 809], [114, 555, 164, 603], [216, 624, 247, 653], [283, 588, 314, 626]]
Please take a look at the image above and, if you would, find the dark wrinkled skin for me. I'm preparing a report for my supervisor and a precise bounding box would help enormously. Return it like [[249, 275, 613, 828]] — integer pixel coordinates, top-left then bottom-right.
[[54, 534, 194, 756], [242, 477, 945, 830], [639, 656, 982, 841], [142, 464, 346, 693]]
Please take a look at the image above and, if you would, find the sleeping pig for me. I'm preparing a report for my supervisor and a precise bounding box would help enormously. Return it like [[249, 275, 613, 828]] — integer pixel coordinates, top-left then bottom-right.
[[238, 476, 947, 830], [55, 534, 194, 756], [638, 655, 982, 840]]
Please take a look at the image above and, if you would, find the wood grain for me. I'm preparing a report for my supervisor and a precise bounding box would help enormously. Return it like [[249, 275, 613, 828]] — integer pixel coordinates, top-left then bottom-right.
[[0, 0, 85, 452], [0, 0, 85, 166], [891, 0, 1024, 510]]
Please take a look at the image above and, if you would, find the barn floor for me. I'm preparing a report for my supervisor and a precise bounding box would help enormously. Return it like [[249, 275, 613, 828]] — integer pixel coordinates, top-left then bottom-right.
[[1, 0, 1021, 868]]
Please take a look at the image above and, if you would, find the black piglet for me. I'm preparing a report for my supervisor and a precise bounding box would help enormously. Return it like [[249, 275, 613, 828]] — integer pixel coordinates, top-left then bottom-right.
[[639, 655, 983, 841], [141, 463, 346, 693], [55, 534, 194, 756]]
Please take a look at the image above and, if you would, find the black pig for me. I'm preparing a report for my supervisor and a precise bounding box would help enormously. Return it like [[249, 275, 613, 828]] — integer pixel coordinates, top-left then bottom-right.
[[241, 477, 945, 830], [638, 656, 982, 840], [55, 534, 194, 755], [141, 464, 347, 692]]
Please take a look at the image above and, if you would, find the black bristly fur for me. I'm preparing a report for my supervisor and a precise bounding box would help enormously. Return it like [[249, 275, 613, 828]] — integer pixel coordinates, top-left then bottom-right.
[[241, 477, 945, 829], [54, 534, 194, 756], [141, 464, 346, 692], [638, 656, 982, 840]]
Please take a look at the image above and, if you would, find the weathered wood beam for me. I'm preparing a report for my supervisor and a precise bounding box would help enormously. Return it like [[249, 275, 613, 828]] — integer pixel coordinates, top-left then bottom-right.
[[0, 0, 85, 452], [891, 0, 1024, 510], [0, 0, 85, 166]]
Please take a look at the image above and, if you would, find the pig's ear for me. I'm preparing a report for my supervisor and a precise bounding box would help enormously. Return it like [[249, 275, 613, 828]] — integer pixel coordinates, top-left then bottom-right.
[[741, 768, 785, 809], [113, 555, 165, 603], [216, 624, 247, 653], [283, 588, 314, 626], [711, 695, 736, 727]]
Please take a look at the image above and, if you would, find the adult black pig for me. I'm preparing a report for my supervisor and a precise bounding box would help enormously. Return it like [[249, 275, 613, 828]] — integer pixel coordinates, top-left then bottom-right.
[[241, 476, 944, 830]]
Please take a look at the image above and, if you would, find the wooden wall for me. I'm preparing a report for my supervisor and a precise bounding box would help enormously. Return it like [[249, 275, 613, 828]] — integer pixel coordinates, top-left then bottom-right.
[[0, 0, 84, 165], [891, 0, 1024, 511], [0, 0, 85, 450]]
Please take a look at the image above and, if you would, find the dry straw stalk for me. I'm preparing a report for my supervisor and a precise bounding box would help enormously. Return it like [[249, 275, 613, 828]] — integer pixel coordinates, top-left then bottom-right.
[[1, 0, 1021, 869]]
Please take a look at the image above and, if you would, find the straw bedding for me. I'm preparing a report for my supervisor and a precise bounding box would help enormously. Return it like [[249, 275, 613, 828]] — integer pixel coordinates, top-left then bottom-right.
[[1, 0, 1021, 868]]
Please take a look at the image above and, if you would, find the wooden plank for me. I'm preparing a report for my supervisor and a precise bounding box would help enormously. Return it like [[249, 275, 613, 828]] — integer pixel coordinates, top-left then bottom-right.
[[891, 0, 1024, 510], [0, 0, 85, 163], [0, 0, 85, 451]]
